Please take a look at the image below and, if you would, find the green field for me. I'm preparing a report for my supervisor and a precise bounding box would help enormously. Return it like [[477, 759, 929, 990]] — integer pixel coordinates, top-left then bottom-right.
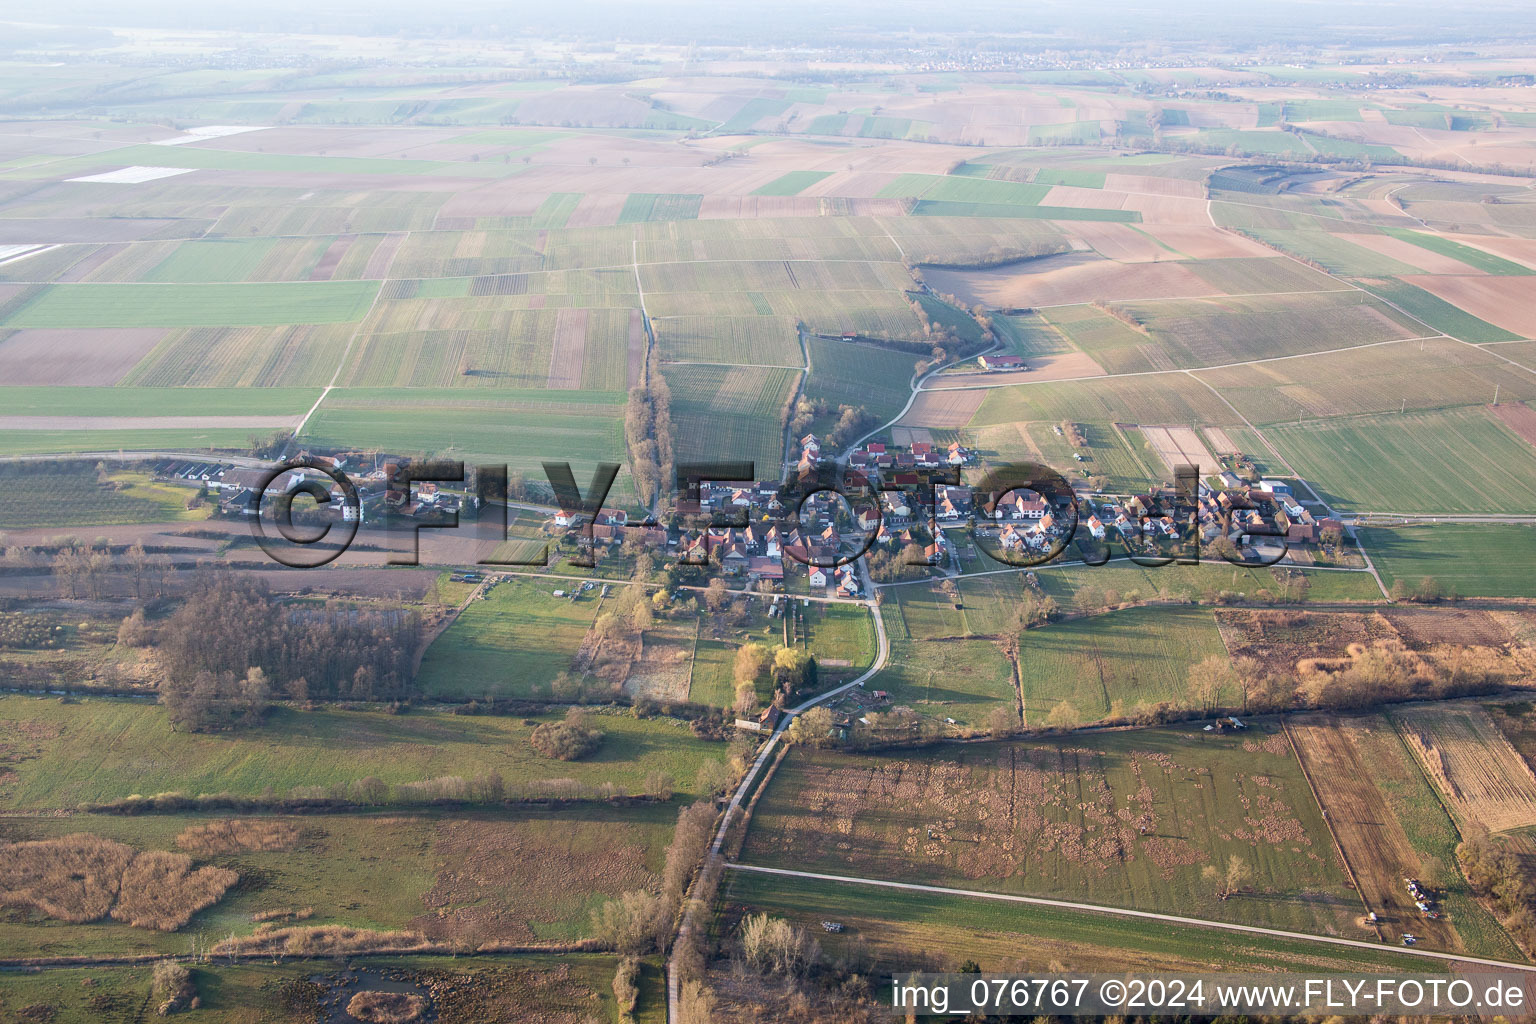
[[618, 193, 704, 223], [1352, 277, 1520, 343], [1016, 605, 1231, 720], [662, 363, 799, 475], [0, 696, 717, 808], [870, 602, 1018, 726], [0, 464, 204, 528], [1036, 560, 1386, 610], [4, 281, 379, 327], [1195, 337, 1536, 423], [0, 804, 681, 957], [718, 97, 792, 133], [0, 386, 319, 417], [1037, 303, 1157, 375], [654, 314, 803, 366], [300, 388, 629, 481], [914, 200, 1139, 221], [723, 870, 1432, 975], [1382, 228, 1535, 275], [1118, 291, 1421, 368], [142, 238, 282, 282], [802, 336, 915, 424], [0, 428, 288, 457], [1363, 524, 1536, 598], [1265, 407, 1536, 514], [749, 170, 833, 196], [964, 418, 1154, 493], [796, 601, 877, 677], [971, 373, 1239, 429], [417, 577, 603, 698], [688, 634, 740, 708], [741, 730, 1357, 935], [1242, 229, 1419, 277]]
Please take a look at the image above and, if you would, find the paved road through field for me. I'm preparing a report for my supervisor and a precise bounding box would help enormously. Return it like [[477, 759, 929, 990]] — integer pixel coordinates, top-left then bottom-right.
[[666, 562, 889, 1021]]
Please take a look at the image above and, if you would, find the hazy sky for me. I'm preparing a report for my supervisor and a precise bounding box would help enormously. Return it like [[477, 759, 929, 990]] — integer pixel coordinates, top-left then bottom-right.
[[16, 0, 1536, 48]]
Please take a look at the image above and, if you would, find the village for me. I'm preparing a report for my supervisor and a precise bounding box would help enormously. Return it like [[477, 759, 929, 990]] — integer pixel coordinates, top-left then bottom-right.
[[147, 425, 1348, 595]]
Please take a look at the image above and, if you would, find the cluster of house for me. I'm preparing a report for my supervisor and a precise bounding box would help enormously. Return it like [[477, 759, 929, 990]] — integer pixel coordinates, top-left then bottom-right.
[[1086, 476, 1341, 556], [836, 437, 973, 477], [153, 455, 378, 522], [155, 453, 476, 524], [1203, 477, 1342, 547]]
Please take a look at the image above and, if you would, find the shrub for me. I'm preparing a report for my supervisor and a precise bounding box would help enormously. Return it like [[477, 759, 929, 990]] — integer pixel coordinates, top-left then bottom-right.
[[529, 709, 603, 761], [152, 961, 197, 1015], [613, 957, 640, 1020], [110, 851, 239, 931], [345, 991, 429, 1024], [175, 819, 300, 855], [0, 835, 235, 931]]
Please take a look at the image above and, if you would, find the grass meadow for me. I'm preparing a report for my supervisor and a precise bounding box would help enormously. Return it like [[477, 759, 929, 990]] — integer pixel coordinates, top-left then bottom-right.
[[870, 602, 1017, 726], [0, 697, 720, 808], [0, 804, 682, 957], [417, 577, 601, 698], [1014, 605, 1231, 721], [722, 870, 1430, 976]]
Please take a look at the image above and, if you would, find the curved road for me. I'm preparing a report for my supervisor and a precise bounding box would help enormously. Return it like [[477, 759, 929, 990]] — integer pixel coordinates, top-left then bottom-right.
[[666, 575, 889, 1021]]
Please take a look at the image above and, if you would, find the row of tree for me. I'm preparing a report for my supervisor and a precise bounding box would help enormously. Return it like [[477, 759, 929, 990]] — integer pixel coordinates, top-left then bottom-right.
[[625, 348, 674, 508]]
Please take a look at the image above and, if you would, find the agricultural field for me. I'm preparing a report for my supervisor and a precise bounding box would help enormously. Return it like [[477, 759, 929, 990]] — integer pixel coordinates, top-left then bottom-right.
[[803, 336, 916, 424], [1112, 291, 1423, 369], [750, 171, 833, 196], [965, 418, 1154, 493], [300, 388, 630, 484], [662, 363, 800, 475], [741, 729, 1361, 935], [12, 35, 1536, 1020], [1195, 338, 1536, 424], [1264, 407, 1536, 514], [0, 696, 719, 808], [1394, 704, 1536, 835], [969, 372, 1241, 430], [1363, 525, 1536, 599], [2, 281, 379, 328], [1289, 715, 1520, 957], [0, 463, 204, 528]]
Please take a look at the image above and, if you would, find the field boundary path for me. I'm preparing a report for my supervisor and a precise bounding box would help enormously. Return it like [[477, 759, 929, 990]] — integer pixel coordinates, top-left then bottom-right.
[[722, 864, 1536, 973], [666, 583, 890, 1022]]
